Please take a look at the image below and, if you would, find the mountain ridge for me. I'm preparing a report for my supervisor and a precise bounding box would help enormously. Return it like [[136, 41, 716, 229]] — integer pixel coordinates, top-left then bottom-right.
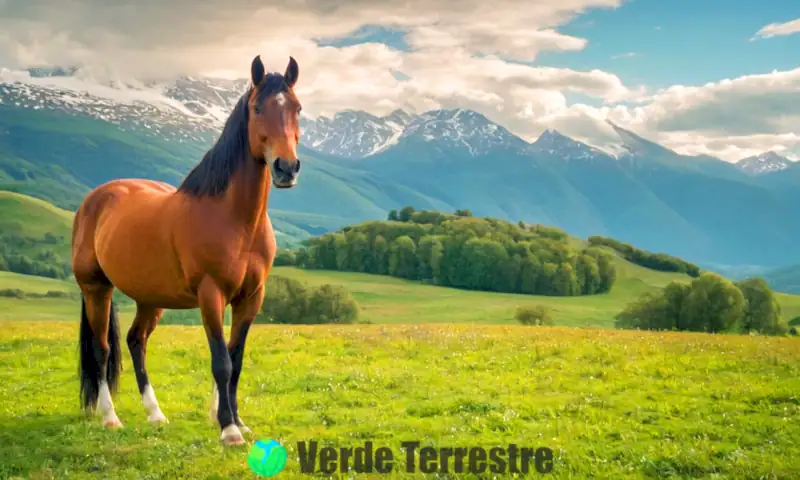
[[2, 68, 799, 268]]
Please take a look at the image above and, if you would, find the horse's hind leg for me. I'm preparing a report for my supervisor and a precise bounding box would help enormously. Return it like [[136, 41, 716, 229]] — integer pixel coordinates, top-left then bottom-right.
[[127, 304, 168, 424], [77, 281, 123, 429]]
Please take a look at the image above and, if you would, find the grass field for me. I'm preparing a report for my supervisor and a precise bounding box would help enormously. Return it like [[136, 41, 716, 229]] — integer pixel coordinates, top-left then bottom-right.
[[0, 322, 797, 479], [4, 262, 800, 327]]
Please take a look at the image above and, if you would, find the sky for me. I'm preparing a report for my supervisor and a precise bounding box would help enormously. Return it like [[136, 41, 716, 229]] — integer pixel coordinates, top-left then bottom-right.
[[0, 0, 798, 161]]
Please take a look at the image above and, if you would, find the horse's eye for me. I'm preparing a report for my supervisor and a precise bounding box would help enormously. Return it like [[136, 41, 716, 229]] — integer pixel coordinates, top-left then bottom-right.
[[254, 105, 263, 114]]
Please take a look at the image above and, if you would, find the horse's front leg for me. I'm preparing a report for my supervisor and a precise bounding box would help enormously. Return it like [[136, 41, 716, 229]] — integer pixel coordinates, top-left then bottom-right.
[[219, 284, 264, 434], [198, 277, 244, 446]]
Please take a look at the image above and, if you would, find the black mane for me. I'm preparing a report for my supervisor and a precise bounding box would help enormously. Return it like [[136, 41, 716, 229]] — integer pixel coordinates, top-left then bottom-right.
[[177, 73, 289, 197]]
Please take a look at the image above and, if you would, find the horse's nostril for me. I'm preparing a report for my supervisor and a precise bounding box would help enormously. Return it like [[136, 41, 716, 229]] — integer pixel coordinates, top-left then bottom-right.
[[294, 159, 301, 173]]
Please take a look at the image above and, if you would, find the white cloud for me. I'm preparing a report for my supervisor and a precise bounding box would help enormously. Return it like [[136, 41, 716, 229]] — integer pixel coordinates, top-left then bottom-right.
[[0, 0, 797, 163], [487, 67, 800, 162], [752, 17, 800, 39]]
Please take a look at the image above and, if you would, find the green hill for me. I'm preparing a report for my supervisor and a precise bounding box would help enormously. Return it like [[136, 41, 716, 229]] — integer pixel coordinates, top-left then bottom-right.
[[0, 190, 73, 250], [0, 191, 74, 278]]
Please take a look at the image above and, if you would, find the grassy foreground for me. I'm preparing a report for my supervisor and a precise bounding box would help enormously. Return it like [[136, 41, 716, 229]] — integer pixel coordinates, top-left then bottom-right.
[[0, 321, 798, 479]]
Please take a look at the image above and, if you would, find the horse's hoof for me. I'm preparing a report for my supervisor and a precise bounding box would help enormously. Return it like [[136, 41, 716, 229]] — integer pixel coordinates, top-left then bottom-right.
[[148, 411, 169, 425], [220, 424, 246, 446], [103, 416, 123, 429]]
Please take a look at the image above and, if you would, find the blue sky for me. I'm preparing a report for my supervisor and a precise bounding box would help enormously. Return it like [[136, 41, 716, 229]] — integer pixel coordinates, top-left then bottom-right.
[[540, 0, 800, 88], [319, 0, 799, 90]]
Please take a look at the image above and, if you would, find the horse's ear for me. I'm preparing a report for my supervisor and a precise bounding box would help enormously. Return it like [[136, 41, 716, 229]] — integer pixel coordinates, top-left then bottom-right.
[[284, 56, 299, 88], [251, 55, 265, 86]]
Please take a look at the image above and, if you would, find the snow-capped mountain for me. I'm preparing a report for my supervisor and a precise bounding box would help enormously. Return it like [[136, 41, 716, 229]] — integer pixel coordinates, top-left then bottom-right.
[[0, 67, 791, 174], [299, 109, 410, 158], [395, 108, 534, 156], [735, 151, 791, 175], [0, 68, 241, 145], [531, 128, 610, 162]]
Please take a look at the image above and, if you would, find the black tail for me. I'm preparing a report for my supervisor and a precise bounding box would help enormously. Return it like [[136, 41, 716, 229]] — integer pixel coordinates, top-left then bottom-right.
[[78, 294, 122, 412]]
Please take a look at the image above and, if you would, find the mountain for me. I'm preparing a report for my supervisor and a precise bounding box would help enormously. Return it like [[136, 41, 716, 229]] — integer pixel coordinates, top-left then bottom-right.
[[299, 109, 411, 158], [735, 151, 792, 175], [2, 68, 800, 268], [762, 264, 800, 295]]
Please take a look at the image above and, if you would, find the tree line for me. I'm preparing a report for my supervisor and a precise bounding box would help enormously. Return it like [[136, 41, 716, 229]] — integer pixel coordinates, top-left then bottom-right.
[[283, 206, 618, 297], [0, 233, 71, 280], [588, 236, 701, 277], [615, 274, 788, 335]]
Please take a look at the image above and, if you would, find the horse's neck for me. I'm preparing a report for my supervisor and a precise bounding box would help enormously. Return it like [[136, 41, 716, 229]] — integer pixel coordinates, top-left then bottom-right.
[[225, 159, 270, 233]]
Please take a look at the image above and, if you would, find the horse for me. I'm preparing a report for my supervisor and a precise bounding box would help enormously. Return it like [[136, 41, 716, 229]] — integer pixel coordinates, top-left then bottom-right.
[[71, 55, 303, 446]]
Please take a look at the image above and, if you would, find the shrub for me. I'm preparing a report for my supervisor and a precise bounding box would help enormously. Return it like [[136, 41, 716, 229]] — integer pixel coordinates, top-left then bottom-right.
[[515, 305, 554, 326], [273, 249, 297, 266], [305, 284, 360, 324], [0, 288, 26, 298], [615, 273, 790, 336], [258, 275, 359, 325]]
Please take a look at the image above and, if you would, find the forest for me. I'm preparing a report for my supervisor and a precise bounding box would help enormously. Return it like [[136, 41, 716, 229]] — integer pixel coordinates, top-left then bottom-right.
[[283, 206, 620, 297]]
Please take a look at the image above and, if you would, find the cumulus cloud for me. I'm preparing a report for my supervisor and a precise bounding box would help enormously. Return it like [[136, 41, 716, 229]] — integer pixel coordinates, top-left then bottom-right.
[[752, 17, 800, 39], [0, 0, 797, 162]]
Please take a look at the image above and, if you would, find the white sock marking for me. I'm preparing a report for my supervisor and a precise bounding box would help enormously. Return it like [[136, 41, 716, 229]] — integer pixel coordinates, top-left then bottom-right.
[[142, 384, 168, 423], [209, 384, 219, 423], [99, 381, 121, 427]]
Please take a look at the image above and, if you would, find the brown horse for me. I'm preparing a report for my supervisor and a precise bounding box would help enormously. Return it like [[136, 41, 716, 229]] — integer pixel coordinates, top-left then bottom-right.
[[71, 55, 302, 446]]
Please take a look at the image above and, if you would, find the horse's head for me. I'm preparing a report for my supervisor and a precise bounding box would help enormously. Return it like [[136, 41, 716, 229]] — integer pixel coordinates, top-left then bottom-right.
[[247, 55, 302, 189]]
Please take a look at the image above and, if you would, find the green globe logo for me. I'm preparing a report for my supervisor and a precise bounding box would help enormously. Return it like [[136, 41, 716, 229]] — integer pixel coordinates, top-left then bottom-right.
[[247, 439, 287, 477]]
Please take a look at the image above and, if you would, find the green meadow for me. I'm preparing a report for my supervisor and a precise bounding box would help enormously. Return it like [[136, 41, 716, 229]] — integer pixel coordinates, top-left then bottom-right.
[[0, 322, 798, 479], [1, 192, 799, 478], [0, 265, 799, 479]]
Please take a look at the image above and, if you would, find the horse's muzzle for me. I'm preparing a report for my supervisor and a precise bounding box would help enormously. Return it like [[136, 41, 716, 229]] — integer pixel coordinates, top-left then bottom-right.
[[271, 157, 300, 189]]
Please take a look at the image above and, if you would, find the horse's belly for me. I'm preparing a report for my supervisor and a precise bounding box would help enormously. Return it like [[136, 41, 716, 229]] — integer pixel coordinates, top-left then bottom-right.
[[95, 202, 195, 308]]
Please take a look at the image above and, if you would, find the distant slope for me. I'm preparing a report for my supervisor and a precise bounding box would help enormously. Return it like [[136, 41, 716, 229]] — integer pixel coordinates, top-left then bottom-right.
[[0, 104, 206, 209], [0, 191, 73, 267]]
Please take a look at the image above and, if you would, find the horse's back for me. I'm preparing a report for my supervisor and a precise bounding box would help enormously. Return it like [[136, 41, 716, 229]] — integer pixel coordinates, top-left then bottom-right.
[[73, 178, 177, 244]]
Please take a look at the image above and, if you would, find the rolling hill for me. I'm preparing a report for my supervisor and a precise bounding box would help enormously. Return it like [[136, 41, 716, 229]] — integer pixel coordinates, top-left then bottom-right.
[[0, 191, 73, 258]]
